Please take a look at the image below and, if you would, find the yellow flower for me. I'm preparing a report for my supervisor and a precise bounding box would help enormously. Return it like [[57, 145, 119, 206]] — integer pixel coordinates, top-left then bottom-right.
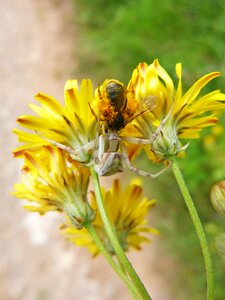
[[13, 146, 95, 229], [63, 179, 158, 256], [13, 80, 97, 163], [127, 59, 225, 160]]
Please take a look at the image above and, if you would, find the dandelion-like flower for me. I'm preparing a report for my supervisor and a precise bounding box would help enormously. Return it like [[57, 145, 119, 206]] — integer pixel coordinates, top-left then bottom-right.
[[13, 146, 95, 229], [63, 179, 157, 256], [14, 80, 97, 163], [127, 59, 225, 161]]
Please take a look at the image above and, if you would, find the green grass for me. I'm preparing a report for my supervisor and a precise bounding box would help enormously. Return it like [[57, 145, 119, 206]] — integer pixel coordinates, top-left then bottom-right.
[[75, 0, 225, 88], [73, 0, 225, 298]]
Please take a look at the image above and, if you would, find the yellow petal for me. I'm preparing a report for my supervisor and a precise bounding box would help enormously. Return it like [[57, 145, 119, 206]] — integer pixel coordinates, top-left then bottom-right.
[[17, 116, 49, 130], [182, 72, 220, 105], [175, 63, 182, 102], [154, 59, 174, 110], [35, 93, 63, 115]]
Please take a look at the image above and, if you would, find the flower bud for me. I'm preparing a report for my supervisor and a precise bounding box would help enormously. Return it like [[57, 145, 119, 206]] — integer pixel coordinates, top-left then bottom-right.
[[210, 181, 225, 219], [151, 122, 186, 160]]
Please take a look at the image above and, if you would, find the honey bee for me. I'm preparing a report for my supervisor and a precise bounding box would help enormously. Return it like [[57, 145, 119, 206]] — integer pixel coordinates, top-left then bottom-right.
[[103, 80, 126, 131], [97, 79, 155, 133]]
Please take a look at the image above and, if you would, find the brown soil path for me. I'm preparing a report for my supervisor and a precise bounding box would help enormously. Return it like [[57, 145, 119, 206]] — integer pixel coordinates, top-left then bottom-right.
[[0, 0, 173, 299]]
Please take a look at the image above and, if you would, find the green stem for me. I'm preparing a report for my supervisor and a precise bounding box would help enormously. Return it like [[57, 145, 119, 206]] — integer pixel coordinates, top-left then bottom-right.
[[171, 157, 214, 300], [84, 222, 139, 298], [90, 167, 151, 300]]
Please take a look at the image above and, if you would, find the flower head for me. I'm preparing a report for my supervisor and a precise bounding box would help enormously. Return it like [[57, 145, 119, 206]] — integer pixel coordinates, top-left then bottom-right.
[[13, 146, 95, 229], [63, 179, 157, 256], [127, 59, 225, 161], [14, 80, 97, 163]]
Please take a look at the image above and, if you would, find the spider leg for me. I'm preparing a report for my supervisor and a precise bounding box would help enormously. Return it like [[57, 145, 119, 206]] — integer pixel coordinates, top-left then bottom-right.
[[35, 131, 77, 154], [35, 130, 96, 161], [95, 152, 123, 176], [121, 143, 171, 178], [122, 103, 174, 146], [82, 140, 96, 151], [122, 136, 150, 145], [98, 134, 106, 161], [149, 103, 174, 143]]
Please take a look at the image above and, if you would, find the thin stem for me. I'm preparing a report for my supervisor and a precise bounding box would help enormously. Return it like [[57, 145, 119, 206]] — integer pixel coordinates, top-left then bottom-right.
[[90, 167, 151, 300], [116, 257, 138, 300], [84, 222, 139, 299], [171, 157, 214, 300]]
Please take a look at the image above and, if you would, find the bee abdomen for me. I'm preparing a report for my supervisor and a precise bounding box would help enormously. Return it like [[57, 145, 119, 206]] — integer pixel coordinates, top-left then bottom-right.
[[109, 113, 125, 131]]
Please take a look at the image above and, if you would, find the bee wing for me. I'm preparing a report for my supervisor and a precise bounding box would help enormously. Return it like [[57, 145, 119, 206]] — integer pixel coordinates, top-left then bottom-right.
[[140, 95, 156, 111], [130, 95, 156, 122]]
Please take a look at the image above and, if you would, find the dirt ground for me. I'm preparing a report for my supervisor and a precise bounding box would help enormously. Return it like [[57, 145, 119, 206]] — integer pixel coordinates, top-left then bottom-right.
[[0, 0, 173, 299]]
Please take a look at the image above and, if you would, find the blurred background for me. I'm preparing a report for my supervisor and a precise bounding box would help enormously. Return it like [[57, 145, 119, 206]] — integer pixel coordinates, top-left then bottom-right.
[[1, 0, 225, 299]]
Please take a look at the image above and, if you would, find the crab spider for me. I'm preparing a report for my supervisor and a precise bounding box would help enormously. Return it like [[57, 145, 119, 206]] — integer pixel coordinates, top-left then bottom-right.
[[94, 131, 171, 177], [35, 129, 170, 177]]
